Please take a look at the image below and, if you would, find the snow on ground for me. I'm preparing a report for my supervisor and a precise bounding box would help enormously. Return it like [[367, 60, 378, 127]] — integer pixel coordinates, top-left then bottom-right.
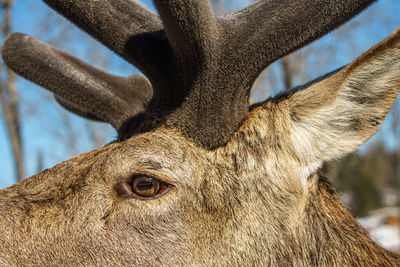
[[358, 207, 400, 252]]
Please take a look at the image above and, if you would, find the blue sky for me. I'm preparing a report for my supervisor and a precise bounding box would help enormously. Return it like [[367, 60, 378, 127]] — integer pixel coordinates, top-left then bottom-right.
[[1, 0, 400, 189]]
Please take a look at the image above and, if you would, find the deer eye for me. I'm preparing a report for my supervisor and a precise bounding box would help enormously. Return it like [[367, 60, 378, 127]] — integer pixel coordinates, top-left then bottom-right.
[[131, 176, 168, 198]]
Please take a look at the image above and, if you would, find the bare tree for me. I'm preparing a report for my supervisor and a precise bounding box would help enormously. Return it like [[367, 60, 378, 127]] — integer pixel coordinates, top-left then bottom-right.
[[0, 0, 24, 182]]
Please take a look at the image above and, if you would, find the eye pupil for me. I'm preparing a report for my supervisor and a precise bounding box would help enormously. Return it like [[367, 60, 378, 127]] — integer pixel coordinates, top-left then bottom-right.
[[137, 181, 154, 190], [132, 176, 162, 198]]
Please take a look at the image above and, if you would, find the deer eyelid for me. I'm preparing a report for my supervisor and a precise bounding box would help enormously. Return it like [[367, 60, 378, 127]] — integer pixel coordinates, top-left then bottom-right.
[[116, 174, 171, 200]]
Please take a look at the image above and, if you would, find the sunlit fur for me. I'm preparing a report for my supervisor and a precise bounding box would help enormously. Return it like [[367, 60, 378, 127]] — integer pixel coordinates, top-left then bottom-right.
[[1, 26, 400, 267]]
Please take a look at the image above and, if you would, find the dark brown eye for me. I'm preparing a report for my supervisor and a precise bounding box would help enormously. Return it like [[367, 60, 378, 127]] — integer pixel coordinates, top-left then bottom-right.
[[131, 176, 168, 198]]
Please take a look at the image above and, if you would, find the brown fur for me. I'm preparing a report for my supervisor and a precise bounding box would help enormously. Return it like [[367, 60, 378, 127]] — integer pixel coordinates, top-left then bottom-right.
[[1, 96, 399, 265]]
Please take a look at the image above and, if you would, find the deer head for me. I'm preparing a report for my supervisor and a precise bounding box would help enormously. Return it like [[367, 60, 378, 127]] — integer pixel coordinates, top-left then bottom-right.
[[1, 0, 399, 265]]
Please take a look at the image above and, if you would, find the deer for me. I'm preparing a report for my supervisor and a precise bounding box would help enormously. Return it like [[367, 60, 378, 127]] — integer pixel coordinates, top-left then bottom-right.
[[0, 0, 399, 265]]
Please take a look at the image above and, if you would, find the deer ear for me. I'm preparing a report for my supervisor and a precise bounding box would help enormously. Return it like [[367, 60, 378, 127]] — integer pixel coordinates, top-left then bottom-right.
[[286, 28, 400, 169]]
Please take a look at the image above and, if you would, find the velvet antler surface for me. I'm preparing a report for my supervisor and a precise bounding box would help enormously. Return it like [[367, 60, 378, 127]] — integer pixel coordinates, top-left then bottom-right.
[[2, 0, 377, 148]]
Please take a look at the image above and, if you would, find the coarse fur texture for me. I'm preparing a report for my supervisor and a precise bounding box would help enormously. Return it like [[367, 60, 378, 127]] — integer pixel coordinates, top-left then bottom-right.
[[1, 0, 400, 266]]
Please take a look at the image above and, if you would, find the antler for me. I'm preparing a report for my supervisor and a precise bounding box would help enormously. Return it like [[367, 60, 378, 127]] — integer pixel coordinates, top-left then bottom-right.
[[2, 33, 152, 129], [223, 0, 376, 84], [2, 0, 376, 149]]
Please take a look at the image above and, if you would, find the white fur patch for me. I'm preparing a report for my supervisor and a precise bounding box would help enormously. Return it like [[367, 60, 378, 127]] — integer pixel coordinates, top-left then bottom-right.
[[299, 162, 322, 189]]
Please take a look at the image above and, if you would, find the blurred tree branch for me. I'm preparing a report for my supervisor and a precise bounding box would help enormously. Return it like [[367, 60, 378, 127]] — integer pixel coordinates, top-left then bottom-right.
[[0, 0, 24, 182]]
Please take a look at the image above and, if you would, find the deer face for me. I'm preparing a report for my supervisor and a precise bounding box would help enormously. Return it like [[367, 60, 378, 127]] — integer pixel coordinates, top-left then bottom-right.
[[0, 116, 306, 266], [1, 0, 400, 266], [0, 130, 192, 265]]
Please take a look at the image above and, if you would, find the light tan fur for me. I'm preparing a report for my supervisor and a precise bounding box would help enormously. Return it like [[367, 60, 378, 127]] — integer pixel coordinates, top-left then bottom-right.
[[0, 20, 400, 267]]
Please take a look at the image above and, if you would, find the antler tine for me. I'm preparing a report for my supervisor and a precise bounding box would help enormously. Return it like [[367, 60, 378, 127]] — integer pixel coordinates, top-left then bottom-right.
[[224, 0, 376, 79], [43, 0, 162, 61], [2, 33, 152, 130], [43, 0, 178, 97], [153, 0, 218, 80]]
